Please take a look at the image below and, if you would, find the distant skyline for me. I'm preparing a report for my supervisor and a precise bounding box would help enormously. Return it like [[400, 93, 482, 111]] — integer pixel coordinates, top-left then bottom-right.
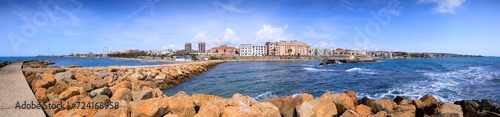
[[1, 0, 499, 56]]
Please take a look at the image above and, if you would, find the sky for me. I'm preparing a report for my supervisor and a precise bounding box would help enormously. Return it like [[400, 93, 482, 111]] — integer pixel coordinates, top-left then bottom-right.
[[1, 0, 499, 56]]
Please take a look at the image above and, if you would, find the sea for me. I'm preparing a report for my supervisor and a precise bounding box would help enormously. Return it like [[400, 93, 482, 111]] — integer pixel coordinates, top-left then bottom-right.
[[163, 57, 500, 102], [0, 57, 169, 67]]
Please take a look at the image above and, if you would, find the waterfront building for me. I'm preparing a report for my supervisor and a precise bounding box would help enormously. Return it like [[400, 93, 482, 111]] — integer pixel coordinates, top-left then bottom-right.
[[185, 43, 192, 53], [207, 45, 239, 57], [239, 44, 267, 56], [333, 48, 347, 55], [313, 48, 325, 56], [265, 40, 311, 56], [198, 42, 205, 53], [161, 49, 174, 55], [324, 49, 332, 56]]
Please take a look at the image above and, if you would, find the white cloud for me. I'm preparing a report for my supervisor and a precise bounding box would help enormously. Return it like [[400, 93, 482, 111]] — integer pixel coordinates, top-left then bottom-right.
[[212, 0, 251, 13], [254, 25, 293, 44], [419, 0, 465, 14], [190, 28, 241, 49], [312, 41, 338, 49], [162, 44, 180, 50]]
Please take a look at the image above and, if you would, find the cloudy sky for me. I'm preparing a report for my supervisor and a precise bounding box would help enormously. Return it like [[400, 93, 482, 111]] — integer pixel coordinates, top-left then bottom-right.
[[1, 0, 499, 56]]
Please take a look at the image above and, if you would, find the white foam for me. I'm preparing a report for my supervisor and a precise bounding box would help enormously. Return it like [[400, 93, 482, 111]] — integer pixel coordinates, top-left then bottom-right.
[[303, 67, 338, 72], [345, 67, 377, 75], [253, 91, 277, 100]]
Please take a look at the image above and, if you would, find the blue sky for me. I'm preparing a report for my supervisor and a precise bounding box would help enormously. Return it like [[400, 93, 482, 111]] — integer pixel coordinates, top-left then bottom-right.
[[1, 0, 499, 56]]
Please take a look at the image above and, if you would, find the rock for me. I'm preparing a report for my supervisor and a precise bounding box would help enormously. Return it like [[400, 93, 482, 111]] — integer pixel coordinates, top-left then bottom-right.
[[46, 93, 57, 100], [345, 90, 357, 105], [438, 103, 463, 117], [155, 74, 166, 80], [393, 96, 405, 105], [372, 111, 387, 117], [53, 109, 79, 117], [34, 88, 48, 104], [93, 94, 110, 103], [166, 91, 196, 117], [131, 73, 146, 80], [191, 93, 224, 107], [194, 101, 220, 117], [296, 94, 338, 117], [480, 99, 494, 112], [420, 94, 439, 115], [281, 93, 313, 117], [90, 87, 112, 98], [412, 99, 425, 117], [327, 93, 355, 114], [355, 104, 371, 117], [132, 90, 153, 101], [90, 80, 107, 89], [151, 88, 164, 98], [139, 81, 158, 89], [372, 98, 397, 113], [231, 93, 258, 107], [110, 88, 132, 102], [359, 97, 374, 109], [340, 110, 361, 117], [253, 102, 281, 117], [58, 87, 84, 100], [41, 73, 56, 85], [34, 80, 51, 90], [390, 104, 416, 117], [54, 72, 74, 81], [221, 106, 253, 117], [74, 72, 88, 83], [130, 98, 170, 117], [261, 97, 284, 110], [51, 81, 69, 95]]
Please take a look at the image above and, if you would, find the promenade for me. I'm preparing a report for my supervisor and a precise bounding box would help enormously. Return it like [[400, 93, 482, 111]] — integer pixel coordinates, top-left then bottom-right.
[[0, 61, 45, 116]]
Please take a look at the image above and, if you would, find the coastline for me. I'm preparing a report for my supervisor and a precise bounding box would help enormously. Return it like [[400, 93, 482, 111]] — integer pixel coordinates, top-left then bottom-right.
[[14, 59, 500, 116]]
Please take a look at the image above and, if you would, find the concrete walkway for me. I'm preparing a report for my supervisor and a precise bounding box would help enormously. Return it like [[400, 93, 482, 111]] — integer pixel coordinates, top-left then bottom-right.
[[0, 61, 45, 117]]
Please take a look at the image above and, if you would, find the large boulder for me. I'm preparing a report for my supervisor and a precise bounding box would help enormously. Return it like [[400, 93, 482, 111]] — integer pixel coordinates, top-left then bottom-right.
[[130, 97, 170, 117], [296, 94, 338, 117], [281, 94, 314, 117], [166, 91, 196, 117], [132, 90, 153, 101], [41, 73, 56, 85], [345, 90, 357, 105], [194, 101, 221, 117], [74, 72, 88, 82], [110, 88, 132, 102], [372, 98, 397, 113], [325, 92, 355, 114], [131, 73, 146, 81], [54, 72, 74, 81], [340, 110, 361, 117], [58, 87, 84, 100], [420, 94, 439, 115], [90, 80, 107, 89], [90, 87, 112, 98], [221, 102, 280, 117], [34, 80, 51, 89], [412, 99, 425, 117], [437, 103, 463, 117], [34, 88, 48, 104], [354, 104, 371, 117], [389, 104, 416, 117], [231, 93, 258, 107], [191, 93, 224, 107], [92, 94, 110, 103]]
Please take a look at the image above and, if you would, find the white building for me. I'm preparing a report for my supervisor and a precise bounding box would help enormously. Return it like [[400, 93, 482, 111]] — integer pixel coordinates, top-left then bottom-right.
[[160, 49, 173, 55], [239, 44, 267, 56]]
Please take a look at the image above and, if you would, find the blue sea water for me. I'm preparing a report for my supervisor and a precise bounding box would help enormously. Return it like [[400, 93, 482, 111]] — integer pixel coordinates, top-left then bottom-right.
[[163, 57, 500, 102], [0, 57, 169, 67]]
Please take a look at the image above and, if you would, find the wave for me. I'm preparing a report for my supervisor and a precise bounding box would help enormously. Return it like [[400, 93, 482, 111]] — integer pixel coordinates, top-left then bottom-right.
[[253, 91, 277, 100], [345, 67, 377, 75], [366, 66, 500, 102], [303, 67, 338, 72]]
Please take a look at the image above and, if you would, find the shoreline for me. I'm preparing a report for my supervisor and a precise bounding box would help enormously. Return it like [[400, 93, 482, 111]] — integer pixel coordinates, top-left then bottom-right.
[[14, 59, 500, 116]]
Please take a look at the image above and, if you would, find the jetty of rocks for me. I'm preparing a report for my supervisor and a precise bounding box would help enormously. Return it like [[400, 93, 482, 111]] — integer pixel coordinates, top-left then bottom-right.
[[19, 60, 500, 117]]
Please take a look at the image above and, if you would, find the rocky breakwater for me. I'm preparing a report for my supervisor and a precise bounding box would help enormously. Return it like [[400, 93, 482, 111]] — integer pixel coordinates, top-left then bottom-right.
[[22, 60, 224, 117]]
